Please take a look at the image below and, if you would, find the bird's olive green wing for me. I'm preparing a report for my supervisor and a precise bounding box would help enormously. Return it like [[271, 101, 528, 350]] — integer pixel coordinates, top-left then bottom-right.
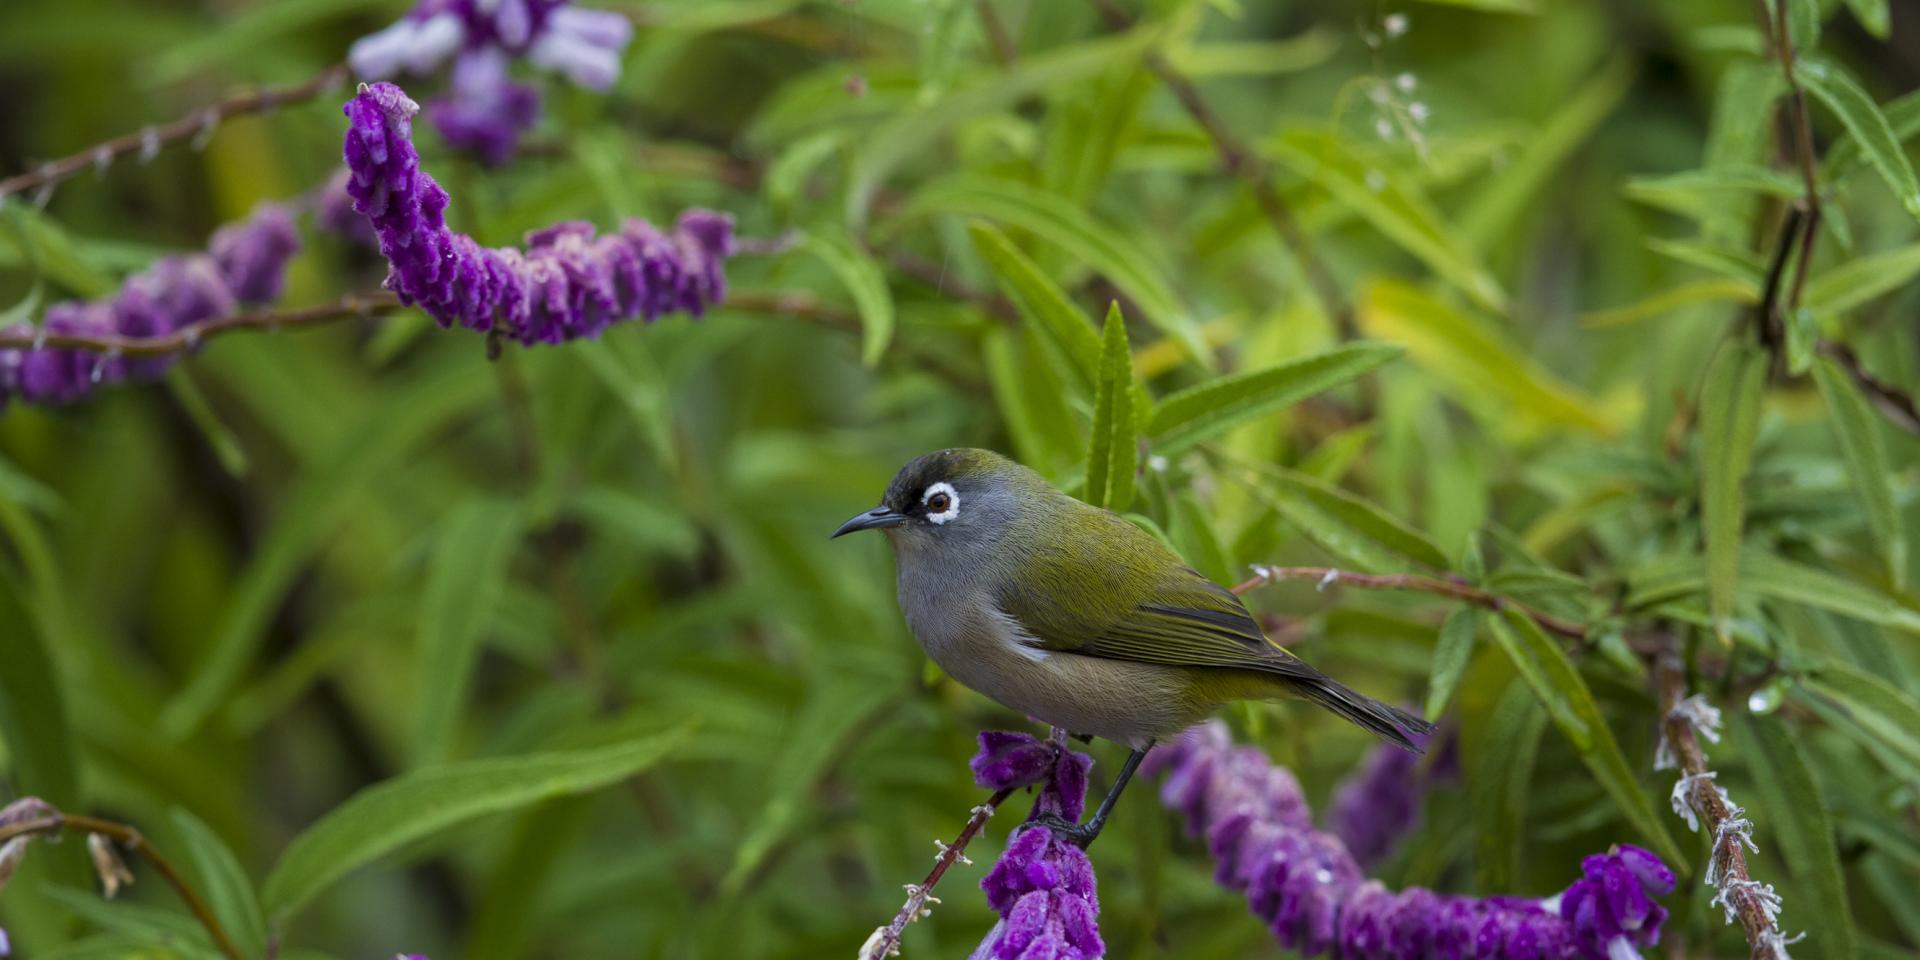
[[996, 506, 1311, 677]]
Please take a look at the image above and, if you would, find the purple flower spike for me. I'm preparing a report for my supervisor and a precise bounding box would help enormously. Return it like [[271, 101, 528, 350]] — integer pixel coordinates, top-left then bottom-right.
[[970, 732, 1104, 959], [210, 203, 300, 303], [341, 82, 733, 345], [2, 205, 299, 408], [1328, 735, 1427, 868], [426, 49, 541, 166], [1146, 722, 1675, 960], [0, 925, 10, 958], [972, 731, 1060, 792]]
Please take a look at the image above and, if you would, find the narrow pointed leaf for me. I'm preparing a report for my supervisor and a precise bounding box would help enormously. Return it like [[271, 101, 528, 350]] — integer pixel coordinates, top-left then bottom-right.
[[1800, 58, 1920, 219], [262, 724, 692, 918], [1731, 712, 1856, 960], [411, 500, 526, 766], [968, 221, 1100, 395], [1086, 302, 1137, 509], [1148, 343, 1402, 454], [800, 230, 894, 366], [171, 808, 270, 960], [1487, 609, 1685, 866], [1812, 356, 1905, 588], [1244, 462, 1450, 571], [1426, 606, 1481, 721], [1699, 343, 1766, 644]]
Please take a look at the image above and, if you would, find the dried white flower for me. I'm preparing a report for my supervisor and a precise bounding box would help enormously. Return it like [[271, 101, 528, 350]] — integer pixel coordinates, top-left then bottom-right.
[[1383, 13, 1408, 37]]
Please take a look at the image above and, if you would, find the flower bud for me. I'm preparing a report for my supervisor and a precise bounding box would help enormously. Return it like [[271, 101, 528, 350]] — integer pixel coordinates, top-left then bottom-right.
[[87, 833, 135, 899]]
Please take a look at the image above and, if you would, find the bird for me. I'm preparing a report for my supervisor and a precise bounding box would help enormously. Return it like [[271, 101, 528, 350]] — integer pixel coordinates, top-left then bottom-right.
[[832, 447, 1434, 847]]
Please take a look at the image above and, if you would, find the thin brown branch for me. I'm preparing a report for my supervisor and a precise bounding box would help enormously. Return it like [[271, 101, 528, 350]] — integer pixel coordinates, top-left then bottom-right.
[[1816, 339, 1920, 437], [1751, 205, 1801, 359], [1655, 651, 1787, 960], [1086, 0, 1350, 336], [0, 65, 350, 205], [1229, 565, 1589, 641], [859, 787, 1015, 960], [0, 292, 404, 356], [976, 0, 1018, 66], [0, 811, 246, 960]]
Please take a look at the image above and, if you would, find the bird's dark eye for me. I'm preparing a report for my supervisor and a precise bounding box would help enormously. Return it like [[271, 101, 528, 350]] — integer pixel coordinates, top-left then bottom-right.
[[920, 481, 961, 524], [926, 492, 952, 514]]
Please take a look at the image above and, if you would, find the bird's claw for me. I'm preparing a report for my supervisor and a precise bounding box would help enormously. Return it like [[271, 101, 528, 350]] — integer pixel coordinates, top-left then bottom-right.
[[1033, 814, 1097, 848]]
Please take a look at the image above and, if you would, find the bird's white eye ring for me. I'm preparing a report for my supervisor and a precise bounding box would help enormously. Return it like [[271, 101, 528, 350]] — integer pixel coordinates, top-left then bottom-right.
[[922, 481, 960, 524]]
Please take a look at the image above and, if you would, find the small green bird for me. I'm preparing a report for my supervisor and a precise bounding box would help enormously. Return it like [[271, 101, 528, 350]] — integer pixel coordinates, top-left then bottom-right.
[[833, 447, 1433, 846]]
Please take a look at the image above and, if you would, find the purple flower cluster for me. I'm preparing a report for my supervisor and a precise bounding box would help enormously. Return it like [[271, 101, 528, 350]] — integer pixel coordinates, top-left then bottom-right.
[[342, 82, 734, 345], [1147, 723, 1674, 959], [1, 204, 300, 408], [969, 732, 1104, 960], [1329, 730, 1455, 868], [349, 0, 632, 164]]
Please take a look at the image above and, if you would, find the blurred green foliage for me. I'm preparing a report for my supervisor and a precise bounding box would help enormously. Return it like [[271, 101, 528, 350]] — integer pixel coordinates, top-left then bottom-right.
[[2, 0, 1920, 958]]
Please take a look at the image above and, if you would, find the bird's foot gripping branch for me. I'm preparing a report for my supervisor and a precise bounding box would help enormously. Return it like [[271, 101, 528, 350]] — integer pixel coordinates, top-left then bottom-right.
[[867, 726, 1678, 960]]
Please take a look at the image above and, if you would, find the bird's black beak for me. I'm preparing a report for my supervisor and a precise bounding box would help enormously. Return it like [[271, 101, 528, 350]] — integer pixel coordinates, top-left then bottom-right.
[[832, 506, 906, 539]]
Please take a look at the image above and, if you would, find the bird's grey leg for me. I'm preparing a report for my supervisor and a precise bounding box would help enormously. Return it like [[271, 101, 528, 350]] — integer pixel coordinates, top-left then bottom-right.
[[1037, 740, 1153, 849]]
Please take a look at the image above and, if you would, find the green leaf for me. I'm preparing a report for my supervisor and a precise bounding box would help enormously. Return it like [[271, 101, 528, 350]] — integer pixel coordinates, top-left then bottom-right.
[[1, 200, 116, 298], [1812, 356, 1905, 588], [170, 807, 269, 960], [1147, 343, 1402, 454], [1487, 609, 1685, 866], [160, 363, 498, 739], [1242, 462, 1450, 571], [1802, 242, 1920, 316], [262, 724, 693, 918], [1580, 279, 1757, 328], [1699, 343, 1766, 644], [0, 553, 78, 806], [1468, 679, 1546, 890], [1360, 280, 1618, 436], [1086, 303, 1138, 510], [411, 500, 526, 766], [1645, 237, 1765, 285], [904, 175, 1208, 368], [799, 230, 894, 366], [982, 326, 1083, 474], [1463, 56, 1632, 248], [1799, 663, 1920, 777], [1425, 606, 1481, 721], [1844, 0, 1889, 38], [1741, 550, 1920, 633], [1268, 130, 1507, 313], [1800, 57, 1920, 219], [848, 26, 1159, 224], [165, 368, 250, 478], [967, 221, 1101, 395], [1730, 712, 1856, 960]]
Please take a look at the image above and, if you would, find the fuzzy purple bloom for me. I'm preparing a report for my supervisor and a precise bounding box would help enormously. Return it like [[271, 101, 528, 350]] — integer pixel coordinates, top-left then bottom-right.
[[1, 207, 298, 409], [969, 732, 1104, 960], [210, 203, 301, 303], [1328, 729, 1448, 868], [342, 82, 733, 345], [315, 168, 379, 248], [350, 0, 632, 90], [425, 49, 541, 166], [1146, 723, 1674, 960]]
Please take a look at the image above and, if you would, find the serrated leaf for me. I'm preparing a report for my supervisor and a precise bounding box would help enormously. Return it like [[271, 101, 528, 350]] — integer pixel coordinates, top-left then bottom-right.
[[1487, 610, 1685, 866], [1699, 343, 1766, 644], [262, 724, 692, 918], [967, 221, 1101, 395], [1243, 462, 1450, 571], [411, 500, 525, 766], [1147, 343, 1401, 454], [905, 176, 1208, 367], [1802, 242, 1920, 316], [1425, 606, 1481, 720], [1086, 303, 1138, 510], [1359, 280, 1618, 436], [170, 808, 269, 960], [1268, 130, 1507, 312], [1812, 356, 1905, 588], [1731, 711, 1856, 960], [799, 230, 894, 366], [1800, 57, 1920, 219]]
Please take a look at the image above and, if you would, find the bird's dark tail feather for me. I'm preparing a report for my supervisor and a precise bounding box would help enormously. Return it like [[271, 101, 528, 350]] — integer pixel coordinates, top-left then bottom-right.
[[1299, 677, 1436, 752]]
